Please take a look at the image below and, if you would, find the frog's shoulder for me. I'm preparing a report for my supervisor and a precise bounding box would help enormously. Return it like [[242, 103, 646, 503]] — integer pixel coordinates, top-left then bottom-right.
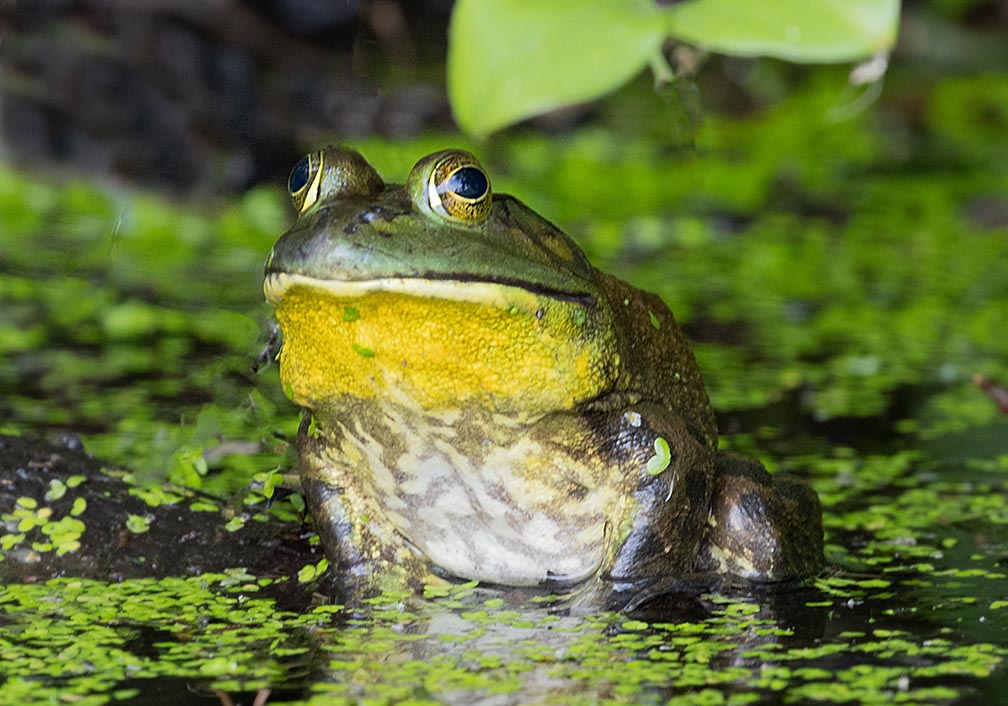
[[594, 271, 717, 447]]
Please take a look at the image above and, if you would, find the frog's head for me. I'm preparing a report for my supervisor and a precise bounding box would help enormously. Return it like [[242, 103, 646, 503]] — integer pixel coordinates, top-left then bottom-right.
[[264, 146, 619, 417]]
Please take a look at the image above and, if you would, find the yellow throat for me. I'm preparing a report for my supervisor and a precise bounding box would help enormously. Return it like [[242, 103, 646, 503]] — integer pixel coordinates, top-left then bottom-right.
[[264, 273, 619, 416]]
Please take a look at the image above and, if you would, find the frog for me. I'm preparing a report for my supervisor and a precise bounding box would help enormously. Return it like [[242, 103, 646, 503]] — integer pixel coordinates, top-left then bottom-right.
[[263, 146, 824, 604]]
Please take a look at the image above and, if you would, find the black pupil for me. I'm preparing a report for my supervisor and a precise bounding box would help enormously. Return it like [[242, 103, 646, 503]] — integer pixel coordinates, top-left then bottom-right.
[[289, 157, 310, 193], [446, 167, 488, 199]]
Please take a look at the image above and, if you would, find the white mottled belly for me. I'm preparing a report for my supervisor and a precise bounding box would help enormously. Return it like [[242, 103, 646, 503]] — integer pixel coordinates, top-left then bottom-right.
[[340, 404, 615, 586]]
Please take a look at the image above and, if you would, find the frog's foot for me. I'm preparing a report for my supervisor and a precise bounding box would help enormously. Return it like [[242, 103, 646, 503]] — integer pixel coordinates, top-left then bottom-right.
[[699, 453, 824, 582]]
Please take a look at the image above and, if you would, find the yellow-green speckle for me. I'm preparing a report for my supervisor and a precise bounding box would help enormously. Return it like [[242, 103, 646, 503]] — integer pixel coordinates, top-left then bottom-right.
[[646, 436, 672, 475]]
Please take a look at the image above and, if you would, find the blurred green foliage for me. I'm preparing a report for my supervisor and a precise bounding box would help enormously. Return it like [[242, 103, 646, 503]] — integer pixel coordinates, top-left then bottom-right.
[[449, 0, 899, 136]]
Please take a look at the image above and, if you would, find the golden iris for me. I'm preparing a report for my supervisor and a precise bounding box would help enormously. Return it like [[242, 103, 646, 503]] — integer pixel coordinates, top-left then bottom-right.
[[427, 152, 492, 223]]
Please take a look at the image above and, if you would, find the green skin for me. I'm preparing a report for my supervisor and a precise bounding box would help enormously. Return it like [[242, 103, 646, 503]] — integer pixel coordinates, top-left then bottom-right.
[[264, 146, 824, 604]]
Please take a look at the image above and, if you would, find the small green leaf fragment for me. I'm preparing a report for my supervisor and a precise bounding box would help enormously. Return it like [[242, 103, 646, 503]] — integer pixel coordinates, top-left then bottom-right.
[[424, 582, 453, 599], [41, 516, 85, 541], [15, 496, 37, 510], [129, 485, 184, 508], [189, 501, 218, 513], [44, 480, 67, 502], [1, 533, 26, 550], [622, 619, 649, 631], [125, 514, 150, 534], [225, 516, 246, 532], [343, 306, 360, 322], [725, 601, 762, 616], [169, 446, 208, 488], [65, 475, 87, 488], [252, 469, 282, 499], [199, 656, 239, 676], [646, 436, 672, 475], [352, 343, 375, 358], [70, 497, 87, 516], [298, 558, 329, 583], [55, 540, 81, 556], [648, 309, 661, 330], [220, 567, 257, 586]]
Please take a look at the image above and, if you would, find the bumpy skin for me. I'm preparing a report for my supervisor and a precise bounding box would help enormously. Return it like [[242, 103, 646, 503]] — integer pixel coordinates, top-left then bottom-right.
[[264, 146, 824, 601]]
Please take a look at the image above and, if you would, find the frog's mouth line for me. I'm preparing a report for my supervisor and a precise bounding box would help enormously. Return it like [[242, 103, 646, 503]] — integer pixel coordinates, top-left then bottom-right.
[[264, 272, 592, 309]]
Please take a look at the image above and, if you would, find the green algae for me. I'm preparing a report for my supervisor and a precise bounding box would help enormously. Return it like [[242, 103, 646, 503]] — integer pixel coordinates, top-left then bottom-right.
[[0, 576, 318, 703], [56, 573, 963, 706]]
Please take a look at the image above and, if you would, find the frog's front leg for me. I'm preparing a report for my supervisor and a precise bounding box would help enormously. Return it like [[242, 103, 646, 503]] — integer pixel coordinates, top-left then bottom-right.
[[700, 454, 824, 581], [296, 413, 436, 596], [604, 404, 717, 582]]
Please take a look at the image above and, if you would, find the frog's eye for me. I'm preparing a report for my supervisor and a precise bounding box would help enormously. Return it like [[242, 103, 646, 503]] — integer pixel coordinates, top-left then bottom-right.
[[289, 152, 324, 214], [289, 147, 384, 214], [427, 152, 492, 223]]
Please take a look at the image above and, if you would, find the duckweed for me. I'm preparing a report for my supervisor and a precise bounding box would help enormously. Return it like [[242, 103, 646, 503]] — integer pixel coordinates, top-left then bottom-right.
[[297, 558, 330, 583], [646, 436, 672, 475], [352, 343, 376, 358], [124, 514, 150, 534]]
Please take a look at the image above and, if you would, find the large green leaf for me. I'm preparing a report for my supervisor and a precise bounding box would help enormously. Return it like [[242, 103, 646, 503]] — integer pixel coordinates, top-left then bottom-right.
[[665, 0, 900, 62], [448, 0, 900, 137], [448, 0, 666, 138]]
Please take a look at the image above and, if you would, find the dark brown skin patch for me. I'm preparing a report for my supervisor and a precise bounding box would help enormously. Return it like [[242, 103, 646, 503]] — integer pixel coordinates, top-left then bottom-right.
[[593, 272, 718, 448], [701, 454, 824, 580]]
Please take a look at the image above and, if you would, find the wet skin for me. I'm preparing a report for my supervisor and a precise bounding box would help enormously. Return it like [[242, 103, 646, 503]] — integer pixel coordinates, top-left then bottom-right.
[[264, 146, 824, 602]]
